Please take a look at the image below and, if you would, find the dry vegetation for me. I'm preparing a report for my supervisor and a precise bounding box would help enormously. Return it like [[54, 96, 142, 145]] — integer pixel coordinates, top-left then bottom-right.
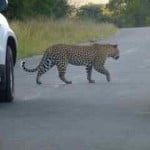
[[10, 18, 118, 58]]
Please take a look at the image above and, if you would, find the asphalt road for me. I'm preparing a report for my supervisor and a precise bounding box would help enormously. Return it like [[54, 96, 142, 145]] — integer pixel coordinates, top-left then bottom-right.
[[1, 27, 150, 150]]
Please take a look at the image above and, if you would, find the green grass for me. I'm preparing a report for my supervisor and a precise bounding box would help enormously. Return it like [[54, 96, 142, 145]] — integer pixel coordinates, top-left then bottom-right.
[[10, 18, 118, 58]]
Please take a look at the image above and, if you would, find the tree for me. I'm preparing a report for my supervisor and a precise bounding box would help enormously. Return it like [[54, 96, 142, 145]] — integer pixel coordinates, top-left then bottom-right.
[[4, 0, 71, 19], [32, 0, 70, 18], [77, 4, 103, 21], [106, 0, 150, 27]]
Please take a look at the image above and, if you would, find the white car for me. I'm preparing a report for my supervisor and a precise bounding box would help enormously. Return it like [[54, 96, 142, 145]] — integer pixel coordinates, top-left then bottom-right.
[[0, 0, 18, 102]]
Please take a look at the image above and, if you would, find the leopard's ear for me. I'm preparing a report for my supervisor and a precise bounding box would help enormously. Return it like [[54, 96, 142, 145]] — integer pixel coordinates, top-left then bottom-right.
[[113, 44, 118, 48]]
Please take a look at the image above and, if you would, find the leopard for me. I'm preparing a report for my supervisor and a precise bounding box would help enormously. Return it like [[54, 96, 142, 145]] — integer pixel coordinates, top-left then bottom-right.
[[21, 43, 119, 85]]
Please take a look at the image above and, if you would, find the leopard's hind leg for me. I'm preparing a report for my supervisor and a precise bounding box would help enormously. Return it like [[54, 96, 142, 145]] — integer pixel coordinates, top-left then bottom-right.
[[36, 59, 55, 84], [56, 62, 72, 84], [86, 65, 95, 83]]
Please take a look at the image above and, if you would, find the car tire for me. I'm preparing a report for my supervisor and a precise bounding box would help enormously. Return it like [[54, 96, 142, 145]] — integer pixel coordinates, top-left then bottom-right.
[[0, 46, 14, 102]]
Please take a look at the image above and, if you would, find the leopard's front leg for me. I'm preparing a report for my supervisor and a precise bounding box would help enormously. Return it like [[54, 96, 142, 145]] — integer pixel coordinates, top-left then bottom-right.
[[94, 66, 111, 82], [100, 67, 111, 82]]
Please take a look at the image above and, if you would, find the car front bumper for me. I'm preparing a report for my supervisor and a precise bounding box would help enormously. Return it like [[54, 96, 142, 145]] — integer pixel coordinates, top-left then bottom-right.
[[0, 64, 6, 90]]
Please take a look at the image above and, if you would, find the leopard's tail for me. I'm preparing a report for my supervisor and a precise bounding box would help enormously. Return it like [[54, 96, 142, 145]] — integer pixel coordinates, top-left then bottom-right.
[[21, 61, 38, 72]]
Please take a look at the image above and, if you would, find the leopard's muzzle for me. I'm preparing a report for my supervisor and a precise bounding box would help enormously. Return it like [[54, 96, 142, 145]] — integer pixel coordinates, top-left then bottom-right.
[[114, 55, 119, 60]]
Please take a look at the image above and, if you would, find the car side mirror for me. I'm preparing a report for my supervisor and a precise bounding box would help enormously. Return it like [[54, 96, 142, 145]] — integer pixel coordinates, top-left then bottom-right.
[[0, 0, 8, 12]]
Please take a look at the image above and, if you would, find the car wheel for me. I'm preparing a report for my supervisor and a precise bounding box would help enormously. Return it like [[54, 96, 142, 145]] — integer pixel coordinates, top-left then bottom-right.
[[0, 46, 14, 102]]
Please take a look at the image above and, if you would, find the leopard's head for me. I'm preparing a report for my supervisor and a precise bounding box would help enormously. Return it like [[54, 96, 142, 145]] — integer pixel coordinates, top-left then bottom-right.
[[109, 44, 120, 60]]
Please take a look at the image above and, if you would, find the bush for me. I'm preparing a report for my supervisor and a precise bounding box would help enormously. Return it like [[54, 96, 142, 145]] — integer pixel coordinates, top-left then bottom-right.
[[4, 0, 71, 19], [145, 16, 150, 26], [76, 4, 104, 22]]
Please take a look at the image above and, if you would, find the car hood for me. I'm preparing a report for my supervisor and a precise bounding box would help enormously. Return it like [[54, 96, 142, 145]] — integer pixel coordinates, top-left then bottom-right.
[[0, 13, 9, 28]]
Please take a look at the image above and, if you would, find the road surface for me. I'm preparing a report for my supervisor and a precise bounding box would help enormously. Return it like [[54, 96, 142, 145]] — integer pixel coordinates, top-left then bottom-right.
[[1, 27, 150, 150]]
